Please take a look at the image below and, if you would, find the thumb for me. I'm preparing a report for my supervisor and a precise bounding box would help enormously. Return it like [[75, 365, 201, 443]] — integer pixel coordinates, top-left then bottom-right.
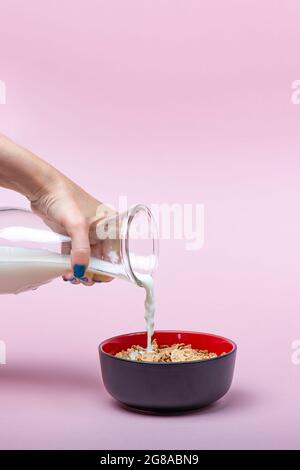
[[66, 218, 91, 278]]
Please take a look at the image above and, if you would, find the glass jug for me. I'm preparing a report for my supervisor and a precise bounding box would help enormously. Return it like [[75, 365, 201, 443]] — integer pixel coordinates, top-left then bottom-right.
[[0, 205, 158, 294]]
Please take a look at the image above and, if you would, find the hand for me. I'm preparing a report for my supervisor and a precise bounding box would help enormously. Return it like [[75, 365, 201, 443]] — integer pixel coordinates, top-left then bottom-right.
[[0, 133, 115, 286], [30, 175, 115, 285]]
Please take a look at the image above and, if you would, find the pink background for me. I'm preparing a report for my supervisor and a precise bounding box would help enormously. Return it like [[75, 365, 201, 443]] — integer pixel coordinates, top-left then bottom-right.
[[1, 0, 300, 449]]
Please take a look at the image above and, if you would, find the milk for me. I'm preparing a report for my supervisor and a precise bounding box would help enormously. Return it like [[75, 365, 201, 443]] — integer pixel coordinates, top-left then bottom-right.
[[0, 246, 128, 295], [138, 274, 155, 351], [0, 246, 155, 349], [0, 247, 68, 294]]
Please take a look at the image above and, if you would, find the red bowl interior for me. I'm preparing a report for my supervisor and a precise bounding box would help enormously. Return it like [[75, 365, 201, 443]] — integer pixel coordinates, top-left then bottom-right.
[[100, 330, 236, 357]]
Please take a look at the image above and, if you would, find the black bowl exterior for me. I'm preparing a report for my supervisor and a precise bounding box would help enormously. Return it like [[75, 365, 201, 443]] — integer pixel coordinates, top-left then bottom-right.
[[100, 349, 236, 412]]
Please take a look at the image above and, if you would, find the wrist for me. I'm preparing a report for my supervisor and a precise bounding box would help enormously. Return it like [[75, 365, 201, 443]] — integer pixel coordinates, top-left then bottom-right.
[[27, 165, 67, 203], [0, 134, 64, 202]]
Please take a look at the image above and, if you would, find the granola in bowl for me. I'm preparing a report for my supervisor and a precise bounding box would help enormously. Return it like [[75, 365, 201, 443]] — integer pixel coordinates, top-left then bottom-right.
[[115, 339, 226, 363]]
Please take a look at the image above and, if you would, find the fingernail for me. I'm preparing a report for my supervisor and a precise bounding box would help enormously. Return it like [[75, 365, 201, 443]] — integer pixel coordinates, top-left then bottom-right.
[[73, 264, 86, 278], [67, 277, 75, 282], [81, 277, 90, 282]]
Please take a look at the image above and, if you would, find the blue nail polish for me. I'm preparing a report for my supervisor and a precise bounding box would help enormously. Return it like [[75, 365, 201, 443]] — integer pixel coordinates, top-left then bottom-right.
[[73, 264, 86, 278]]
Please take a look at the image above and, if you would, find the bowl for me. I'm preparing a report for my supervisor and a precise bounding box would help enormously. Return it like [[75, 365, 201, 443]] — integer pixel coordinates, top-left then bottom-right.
[[99, 330, 237, 412]]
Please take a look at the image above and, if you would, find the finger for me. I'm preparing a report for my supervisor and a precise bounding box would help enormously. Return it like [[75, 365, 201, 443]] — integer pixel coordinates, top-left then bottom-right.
[[62, 270, 75, 281], [63, 277, 80, 285], [66, 218, 91, 279], [92, 273, 114, 283], [80, 276, 95, 287]]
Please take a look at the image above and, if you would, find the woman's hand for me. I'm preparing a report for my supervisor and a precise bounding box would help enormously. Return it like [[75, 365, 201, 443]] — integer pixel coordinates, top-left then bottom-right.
[[0, 133, 115, 285], [31, 176, 115, 285]]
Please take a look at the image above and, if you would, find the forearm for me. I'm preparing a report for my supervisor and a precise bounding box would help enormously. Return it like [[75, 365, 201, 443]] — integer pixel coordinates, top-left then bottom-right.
[[0, 133, 61, 201], [0, 134, 112, 281]]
